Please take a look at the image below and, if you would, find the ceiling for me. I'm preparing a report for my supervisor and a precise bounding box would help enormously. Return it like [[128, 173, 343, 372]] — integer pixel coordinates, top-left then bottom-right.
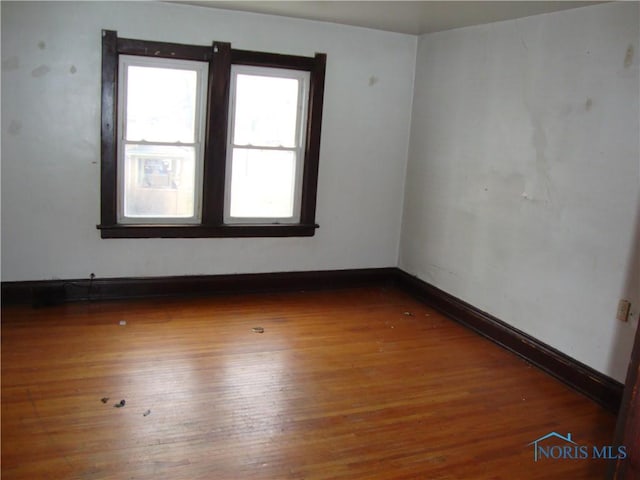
[[170, 1, 607, 35]]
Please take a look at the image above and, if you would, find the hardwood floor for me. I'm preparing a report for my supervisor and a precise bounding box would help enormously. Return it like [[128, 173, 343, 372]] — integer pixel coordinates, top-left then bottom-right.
[[2, 287, 616, 479]]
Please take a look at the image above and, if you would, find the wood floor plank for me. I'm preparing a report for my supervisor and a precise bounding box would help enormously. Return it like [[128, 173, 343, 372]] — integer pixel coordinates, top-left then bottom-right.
[[2, 287, 616, 479]]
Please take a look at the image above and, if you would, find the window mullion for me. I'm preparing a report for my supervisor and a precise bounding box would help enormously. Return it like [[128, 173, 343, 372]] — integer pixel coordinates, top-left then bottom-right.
[[201, 41, 231, 226]]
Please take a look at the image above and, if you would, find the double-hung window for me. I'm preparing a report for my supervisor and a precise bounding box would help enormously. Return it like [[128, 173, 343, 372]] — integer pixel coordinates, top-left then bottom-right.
[[118, 56, 208, 223], [225, 66, 309, 224], [99, 30, 326, 238]]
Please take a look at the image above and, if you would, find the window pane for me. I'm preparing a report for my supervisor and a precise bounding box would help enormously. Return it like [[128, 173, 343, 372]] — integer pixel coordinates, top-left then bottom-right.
[[233, 74, 300, 148], [126, 66, 198, 143], [229, 149, 296, 218], [123, 145, 197, 218]]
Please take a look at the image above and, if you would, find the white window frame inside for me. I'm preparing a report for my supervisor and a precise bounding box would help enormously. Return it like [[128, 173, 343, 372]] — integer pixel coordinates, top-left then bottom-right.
[[224, 65, 310, 225], [116, 55, 208, 224]]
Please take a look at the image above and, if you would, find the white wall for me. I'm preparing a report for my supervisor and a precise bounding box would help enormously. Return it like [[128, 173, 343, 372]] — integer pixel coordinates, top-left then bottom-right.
[[400, 2, 639, 381], [1, 1, 416, 281]]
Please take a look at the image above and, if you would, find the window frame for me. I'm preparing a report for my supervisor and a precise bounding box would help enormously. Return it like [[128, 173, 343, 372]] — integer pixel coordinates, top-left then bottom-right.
[[98, 30, 326, 238]]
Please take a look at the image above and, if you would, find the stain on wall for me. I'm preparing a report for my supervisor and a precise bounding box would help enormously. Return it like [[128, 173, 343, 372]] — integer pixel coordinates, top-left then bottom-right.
[[585, 97, 593, 111], [31, 65, 50, 78], [7, 120, 22, 136], [529, 113, 554, 205], [2, 56, 20, 71], [624, 44, 634, 68]]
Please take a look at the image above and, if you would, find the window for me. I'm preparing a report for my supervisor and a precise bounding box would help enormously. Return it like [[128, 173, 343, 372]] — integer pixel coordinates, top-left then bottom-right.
[[225, 66, 309, 224], [118, 56, 207, 223], [99, 30, 326, 238]]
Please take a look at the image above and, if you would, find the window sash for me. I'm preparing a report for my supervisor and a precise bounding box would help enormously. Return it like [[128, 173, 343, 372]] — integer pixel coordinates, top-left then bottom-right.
[[116, 55, 208, 224], [224, 65, 310, 224]]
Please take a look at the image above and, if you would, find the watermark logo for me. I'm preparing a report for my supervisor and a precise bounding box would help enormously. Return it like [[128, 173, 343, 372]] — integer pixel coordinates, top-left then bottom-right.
[[527, 432, 627, 462]]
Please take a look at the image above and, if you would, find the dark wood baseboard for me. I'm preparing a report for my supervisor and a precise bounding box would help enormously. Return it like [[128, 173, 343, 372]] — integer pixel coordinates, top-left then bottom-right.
[[1, 268, 396, 306], [1, 267, 623, 413], [394, 269, 624, 413]]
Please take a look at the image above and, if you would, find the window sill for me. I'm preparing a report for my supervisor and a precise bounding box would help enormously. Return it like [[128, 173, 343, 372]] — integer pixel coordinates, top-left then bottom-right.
[[97, 223, 319, 238]]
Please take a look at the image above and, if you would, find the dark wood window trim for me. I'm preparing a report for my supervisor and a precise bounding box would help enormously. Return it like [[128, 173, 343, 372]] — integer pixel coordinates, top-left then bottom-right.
[[98, 30, 326, 239]]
